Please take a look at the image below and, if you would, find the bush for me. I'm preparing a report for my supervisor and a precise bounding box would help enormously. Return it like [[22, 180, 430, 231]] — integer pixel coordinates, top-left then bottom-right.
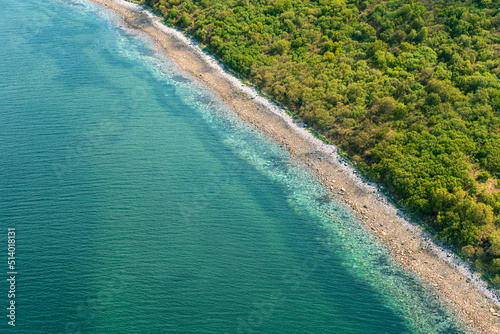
[[475, 258, 485, 272], [167, 8, 179, 20], [477, 171, 491, 182], [488, 232, 500, 257], [179, 13, 191, 27], [461, 245, 476, 259], [491, 259, 500, 275], [491, 275, 500, 287]]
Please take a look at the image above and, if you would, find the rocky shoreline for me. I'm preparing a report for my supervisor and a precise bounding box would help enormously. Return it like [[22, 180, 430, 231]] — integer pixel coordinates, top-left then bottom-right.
[[87, 0, 500, 332]]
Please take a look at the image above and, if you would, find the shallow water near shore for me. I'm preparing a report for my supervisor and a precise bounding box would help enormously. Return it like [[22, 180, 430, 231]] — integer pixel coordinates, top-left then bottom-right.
[[0, 0, 468, 333]]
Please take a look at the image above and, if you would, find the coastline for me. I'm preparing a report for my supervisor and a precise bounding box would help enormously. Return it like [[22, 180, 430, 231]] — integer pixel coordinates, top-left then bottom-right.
[[87, 0, 500, 332]]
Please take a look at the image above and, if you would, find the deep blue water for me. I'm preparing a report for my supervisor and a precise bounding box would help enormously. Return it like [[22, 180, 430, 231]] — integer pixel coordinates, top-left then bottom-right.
[[0, 0, 467, 333]]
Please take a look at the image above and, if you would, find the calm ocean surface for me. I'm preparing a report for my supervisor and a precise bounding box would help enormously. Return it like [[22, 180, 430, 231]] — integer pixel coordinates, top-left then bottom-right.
[[0, 0, 467, 333]]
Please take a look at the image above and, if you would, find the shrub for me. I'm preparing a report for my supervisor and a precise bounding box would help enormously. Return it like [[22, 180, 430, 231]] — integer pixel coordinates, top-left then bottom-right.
[[461, 245, 476, 259], [477, 171, 491, 182], [179, 13, 191, 27]]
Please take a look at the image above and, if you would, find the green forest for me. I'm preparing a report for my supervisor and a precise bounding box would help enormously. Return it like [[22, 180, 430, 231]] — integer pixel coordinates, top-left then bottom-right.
[[137, 0, 500, 283]]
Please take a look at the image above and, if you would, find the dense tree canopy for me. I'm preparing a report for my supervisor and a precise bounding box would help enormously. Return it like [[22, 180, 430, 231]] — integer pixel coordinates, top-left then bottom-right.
[[138, 0, 500, 284]]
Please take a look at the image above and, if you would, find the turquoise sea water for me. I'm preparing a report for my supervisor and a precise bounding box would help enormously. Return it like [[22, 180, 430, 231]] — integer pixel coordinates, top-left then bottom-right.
[[0, 0, 468, 333]]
